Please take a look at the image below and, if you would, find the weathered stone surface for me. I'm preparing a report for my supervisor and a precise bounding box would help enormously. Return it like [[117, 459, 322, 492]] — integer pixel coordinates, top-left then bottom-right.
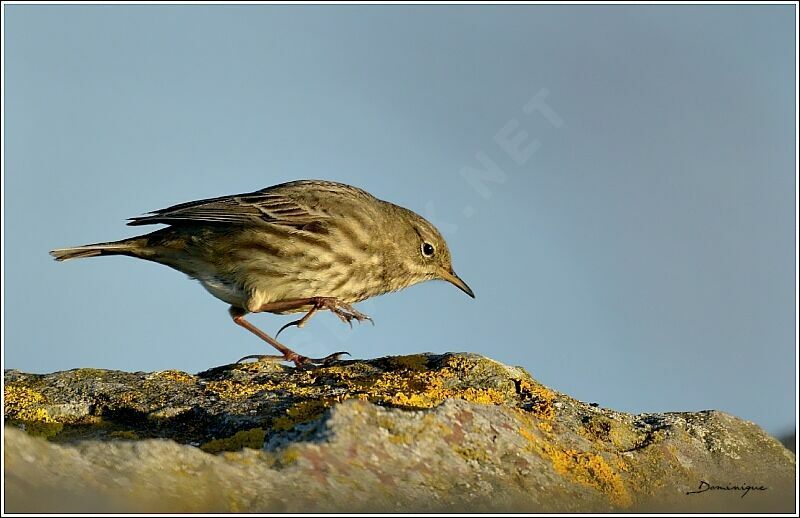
[[3, 353, 796, 512]]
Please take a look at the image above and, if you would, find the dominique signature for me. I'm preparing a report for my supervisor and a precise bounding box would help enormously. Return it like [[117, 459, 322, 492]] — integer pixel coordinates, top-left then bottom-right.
[[686, 480, 768, 498]]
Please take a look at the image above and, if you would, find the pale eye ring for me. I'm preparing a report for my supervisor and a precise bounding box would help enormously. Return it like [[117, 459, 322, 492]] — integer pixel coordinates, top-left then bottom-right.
[[421, 242, 435, 257]]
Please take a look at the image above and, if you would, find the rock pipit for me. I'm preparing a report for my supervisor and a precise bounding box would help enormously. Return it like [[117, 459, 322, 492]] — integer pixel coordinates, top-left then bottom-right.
[[51, 180, 474, 367]]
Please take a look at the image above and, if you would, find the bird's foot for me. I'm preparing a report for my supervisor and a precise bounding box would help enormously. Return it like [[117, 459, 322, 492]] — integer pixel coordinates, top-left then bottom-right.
[[293, 351, 351, 368], [275, 297, 373, 338], [236, 350, 350, 368], [313, 297, 374, 328]]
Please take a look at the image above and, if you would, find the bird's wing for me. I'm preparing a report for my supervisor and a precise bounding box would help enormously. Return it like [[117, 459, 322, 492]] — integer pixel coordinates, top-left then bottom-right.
[[127, 181, 337, 228]]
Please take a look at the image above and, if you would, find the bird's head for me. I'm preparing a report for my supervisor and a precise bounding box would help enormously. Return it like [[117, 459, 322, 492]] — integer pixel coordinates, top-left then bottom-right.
[[390, 205, 475, 299]]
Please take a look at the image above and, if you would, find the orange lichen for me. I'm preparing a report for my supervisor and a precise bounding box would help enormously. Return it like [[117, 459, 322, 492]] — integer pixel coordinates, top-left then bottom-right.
[[546, 446, 631, 507], [518, 420, 631, 507], [538, 421, 554, 433], [517, 378, 557, 421]]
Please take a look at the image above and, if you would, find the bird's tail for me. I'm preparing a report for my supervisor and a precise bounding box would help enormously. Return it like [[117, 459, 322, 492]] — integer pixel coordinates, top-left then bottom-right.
[[50, 238, 144, 262]]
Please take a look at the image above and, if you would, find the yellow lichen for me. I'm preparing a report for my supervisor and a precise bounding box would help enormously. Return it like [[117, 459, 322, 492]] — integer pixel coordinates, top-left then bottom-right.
[[202, 356, 514, 433], [387, 434, 410, 445], [272, 399, 332, 431], [518, 421, 631, 507], [205, 380, 274, 401], [454, 445, 490, 463], [200, 356, 514, 435], [151, 370, 196, 383], [441, 354, 475, 371], [29, 422, 64, 438], [233, 361, 286, 374], [386, 385, 507, 408], [117, 391, 141, 406], [205, 369, 321, 402], [278, 445, 301, 466], [580, 415, 644, 453], [4, 385, 62, 438], [4, 385, 55, 423], [71, 368, 108, 379], [335, 361, 510, 410], [458, 387, 507, 405], [200, 427, 267, 453]]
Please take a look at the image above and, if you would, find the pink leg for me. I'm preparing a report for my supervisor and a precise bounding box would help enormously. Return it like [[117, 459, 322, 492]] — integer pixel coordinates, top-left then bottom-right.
[[229, 306, 348, 368]]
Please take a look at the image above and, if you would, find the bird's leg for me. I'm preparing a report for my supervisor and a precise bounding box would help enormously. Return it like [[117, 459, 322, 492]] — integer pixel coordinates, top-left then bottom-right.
[[272, 297, 374, 338], [232, 298, 370, 366], [229, 306, 348, 368]]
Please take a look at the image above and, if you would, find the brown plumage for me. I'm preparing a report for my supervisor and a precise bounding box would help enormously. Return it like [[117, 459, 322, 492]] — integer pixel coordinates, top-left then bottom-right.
[[50, 180, 474, 366]]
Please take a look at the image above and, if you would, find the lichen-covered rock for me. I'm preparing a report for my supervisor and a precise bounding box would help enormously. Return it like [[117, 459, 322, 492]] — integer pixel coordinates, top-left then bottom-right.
[[3, 353, 796, 512]]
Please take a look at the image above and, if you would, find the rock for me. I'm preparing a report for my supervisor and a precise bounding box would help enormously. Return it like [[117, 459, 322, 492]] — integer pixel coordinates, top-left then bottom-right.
[[3, 353, 796, 512], [780, 432, 796, 453]]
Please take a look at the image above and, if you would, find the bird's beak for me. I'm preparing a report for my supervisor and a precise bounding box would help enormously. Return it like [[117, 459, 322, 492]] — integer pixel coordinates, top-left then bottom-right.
[[439, 268, 475, 299]]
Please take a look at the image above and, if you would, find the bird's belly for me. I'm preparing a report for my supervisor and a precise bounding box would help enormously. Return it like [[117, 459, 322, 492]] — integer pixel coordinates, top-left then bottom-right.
[[197, 276, 248, 307]]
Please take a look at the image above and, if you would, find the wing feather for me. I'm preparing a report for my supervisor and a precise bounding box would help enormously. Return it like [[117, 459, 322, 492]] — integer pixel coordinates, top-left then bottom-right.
[[128, 186, 318, 227], [126, 180, 372, 228]]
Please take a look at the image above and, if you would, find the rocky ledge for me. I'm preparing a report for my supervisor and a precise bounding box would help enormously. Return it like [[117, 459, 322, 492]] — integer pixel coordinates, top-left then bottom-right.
[[3, 353, 796, 512]]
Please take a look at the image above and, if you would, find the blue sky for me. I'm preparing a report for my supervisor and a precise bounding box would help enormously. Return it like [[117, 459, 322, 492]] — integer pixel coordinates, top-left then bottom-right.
[[3, 4, 796, 436]]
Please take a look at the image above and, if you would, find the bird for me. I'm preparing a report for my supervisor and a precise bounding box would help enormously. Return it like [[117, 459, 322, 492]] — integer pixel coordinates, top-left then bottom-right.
[[50, 180, 474, 367]]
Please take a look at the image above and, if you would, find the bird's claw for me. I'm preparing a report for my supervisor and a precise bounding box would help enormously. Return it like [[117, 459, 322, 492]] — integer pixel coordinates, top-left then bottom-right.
[[235, 351, 351, 369], [236, 354, 286, 364], [323, 300, 373, 327], [303, 351, 351, 367], [275, 318, 303, 339]]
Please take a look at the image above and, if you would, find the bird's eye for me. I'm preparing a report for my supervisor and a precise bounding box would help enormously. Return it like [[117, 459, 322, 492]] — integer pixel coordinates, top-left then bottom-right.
[[421, 242, 435, 257]]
